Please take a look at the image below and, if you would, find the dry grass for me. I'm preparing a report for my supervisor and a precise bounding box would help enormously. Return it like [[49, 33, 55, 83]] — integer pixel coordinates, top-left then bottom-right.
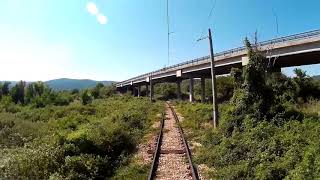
[[300, 99, 320, 116]]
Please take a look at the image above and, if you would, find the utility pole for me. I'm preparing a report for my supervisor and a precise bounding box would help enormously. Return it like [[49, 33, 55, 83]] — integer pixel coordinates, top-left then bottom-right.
[[208, 28, 219, 128], [149, 73, 153, 102]]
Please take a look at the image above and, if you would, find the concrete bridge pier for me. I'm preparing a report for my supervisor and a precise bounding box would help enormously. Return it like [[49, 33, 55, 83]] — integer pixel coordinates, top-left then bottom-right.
[[132, 86, 136, 96], [176, 79, 182, 100], [126, 86, 131, 95], [132, 87, 135, 96], [149, 77, 154, 101], [150, 84, 154, 101], [189, 77, 194, 102], [201, 77, 206, 103], [137, 85, 141, 97], [146, 84, 149, 97]]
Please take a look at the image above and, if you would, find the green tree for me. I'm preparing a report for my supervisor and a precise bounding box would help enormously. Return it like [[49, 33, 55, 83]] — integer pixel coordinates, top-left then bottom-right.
[[0, 83, 2, 99], [292, 68, 319, 101], [91, 83, 104, 99], [231, 37, 271, 118], [99, 85, 116, 98], [154, 83, 177, 100], [71, 89, 79, 95], [25, 83, 36, 104], [10, 81, 26, 104], [2, 82, 11, 96], [81, 90, 92, 105], [34, 82, 45, 96]]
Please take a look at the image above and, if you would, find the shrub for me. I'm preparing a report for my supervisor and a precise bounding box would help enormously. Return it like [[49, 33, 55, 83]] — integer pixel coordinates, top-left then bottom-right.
[[174, 37, 320, 179], [81, 90, 92, 105], [0, 96, 164, 179]]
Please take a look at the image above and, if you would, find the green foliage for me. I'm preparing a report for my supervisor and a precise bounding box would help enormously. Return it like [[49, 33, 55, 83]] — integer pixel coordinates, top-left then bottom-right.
[[292, 68, 320, 101], [0, 96, 164, 179], [53, 91, 73, 106], [154, 76, 234, 102], [71, 88, 79, 94], [1, 141, 65, 179], [10, 81, 26, 104], [99, 85, 117, 98], [91, 83, 104, 99], [112, 163, 149, 180], [175, 37, 320, 179], [81, 90, 92, 105], [154, 83, 177, 100], [176, 102, 212, 131], [0, 81, 74, 109], [216, 76, 234, 102], [2, 82, 11, 96]]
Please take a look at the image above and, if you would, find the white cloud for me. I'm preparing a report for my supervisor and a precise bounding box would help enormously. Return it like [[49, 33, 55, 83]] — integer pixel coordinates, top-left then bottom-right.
[[97, 14, 107, 25], [86, 2, 108, 25], [86, 2, 99, 15]]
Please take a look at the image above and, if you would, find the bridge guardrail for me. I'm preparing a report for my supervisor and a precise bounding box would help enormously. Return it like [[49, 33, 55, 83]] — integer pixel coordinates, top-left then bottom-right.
[[117, 29, 320, 86]]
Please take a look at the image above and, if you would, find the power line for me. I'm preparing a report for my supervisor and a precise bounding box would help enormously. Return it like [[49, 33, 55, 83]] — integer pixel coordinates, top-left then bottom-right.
[[198, 0, 217, 40], [188, 0, 217, 54], [166, 0, 170, 66], [272, 8, 279, 36]]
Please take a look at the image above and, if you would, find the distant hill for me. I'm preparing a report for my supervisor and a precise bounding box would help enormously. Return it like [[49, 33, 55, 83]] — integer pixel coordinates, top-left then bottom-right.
[[0, 78, 115, 91], [44, 78, 115, 90], [313, 75, 320, 80]]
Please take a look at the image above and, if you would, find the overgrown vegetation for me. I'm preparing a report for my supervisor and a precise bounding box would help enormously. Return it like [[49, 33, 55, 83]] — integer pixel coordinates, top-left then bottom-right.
[[152, 76, 234, 102], [1, 37, 319, 179], [176, 38, 320, 179], [0, 82, 164, 179]]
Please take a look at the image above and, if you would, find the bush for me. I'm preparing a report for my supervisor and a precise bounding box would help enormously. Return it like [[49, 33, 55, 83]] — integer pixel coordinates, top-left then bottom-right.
[[0, 96, 164, 179], [81, 90, 92, 105], [174, 37, 320, 179]]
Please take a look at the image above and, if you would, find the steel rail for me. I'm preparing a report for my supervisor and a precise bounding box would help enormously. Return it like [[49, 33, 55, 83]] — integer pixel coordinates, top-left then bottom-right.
[[168, 103, 199, 180], [148, 113, 165, 180], [148, 103, 199, 180]]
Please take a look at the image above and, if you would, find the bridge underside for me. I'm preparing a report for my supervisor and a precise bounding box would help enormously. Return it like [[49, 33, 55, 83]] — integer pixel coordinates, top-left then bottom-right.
[[151, 63, 243, 83], [119, 57, 320, 90], [274, 50, 320, 68]]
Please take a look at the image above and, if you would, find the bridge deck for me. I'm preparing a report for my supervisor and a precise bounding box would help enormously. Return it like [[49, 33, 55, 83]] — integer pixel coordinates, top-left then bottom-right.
[[117, 29, 320, 87]]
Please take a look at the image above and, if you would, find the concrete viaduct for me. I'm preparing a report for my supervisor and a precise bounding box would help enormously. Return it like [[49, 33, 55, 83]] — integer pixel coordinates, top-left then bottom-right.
[[116, 29, 320, 102]]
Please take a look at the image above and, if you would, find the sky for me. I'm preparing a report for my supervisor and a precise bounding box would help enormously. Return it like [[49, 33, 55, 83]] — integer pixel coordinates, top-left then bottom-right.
[[0, 0, 319, 81]]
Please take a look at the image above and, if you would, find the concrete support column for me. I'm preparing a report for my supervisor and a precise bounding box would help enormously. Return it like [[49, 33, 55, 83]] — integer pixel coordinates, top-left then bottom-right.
[[189, 77, 194, 102], [132, 87, 135, 96], [150, 83, 154, 101], [201, 77, 206, 103], [177, 80, 182, 100], [149, 74, 153, 101], [146, 84, 149, 97], [137, 85, 141, 97]]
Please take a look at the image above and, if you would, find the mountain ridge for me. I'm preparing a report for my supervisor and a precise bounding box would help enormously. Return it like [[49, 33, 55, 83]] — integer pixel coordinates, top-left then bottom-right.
[[0, 78, 115, 90]]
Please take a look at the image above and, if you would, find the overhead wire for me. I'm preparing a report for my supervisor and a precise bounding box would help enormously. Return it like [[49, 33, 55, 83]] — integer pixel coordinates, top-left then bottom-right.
[[266, 8, 280, 69], [166, 0, 170, 66], [198, 0, 217, 41], [187, 0, 217, 58]]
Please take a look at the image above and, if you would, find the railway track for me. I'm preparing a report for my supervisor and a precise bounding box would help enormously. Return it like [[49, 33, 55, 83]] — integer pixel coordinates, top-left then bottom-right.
[[148, 102, 199, 180]]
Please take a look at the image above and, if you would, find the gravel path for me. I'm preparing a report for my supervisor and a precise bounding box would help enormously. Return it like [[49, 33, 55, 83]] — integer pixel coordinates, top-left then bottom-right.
[[155, 104, 193, 180]]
